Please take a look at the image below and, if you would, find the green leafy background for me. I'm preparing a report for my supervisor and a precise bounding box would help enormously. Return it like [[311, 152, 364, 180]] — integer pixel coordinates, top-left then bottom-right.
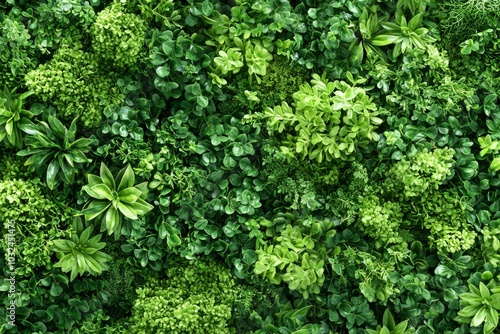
[[1, 0, 500, 333]]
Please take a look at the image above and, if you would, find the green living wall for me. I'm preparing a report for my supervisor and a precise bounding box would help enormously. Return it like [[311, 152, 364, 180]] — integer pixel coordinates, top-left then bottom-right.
[[1, 0, 500, 333]]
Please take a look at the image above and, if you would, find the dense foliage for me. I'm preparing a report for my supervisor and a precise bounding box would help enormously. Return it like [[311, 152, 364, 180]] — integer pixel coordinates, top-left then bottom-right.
[[1, 0, 500, 333]]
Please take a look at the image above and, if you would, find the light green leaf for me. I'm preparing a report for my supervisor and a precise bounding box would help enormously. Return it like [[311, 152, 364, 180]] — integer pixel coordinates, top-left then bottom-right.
[[470, 307, 487, 327], [104, 206, 119, 235], [85, 184, 113, 201], [118, 187, 142, 203], [99, 163, 116, 190], [117, 201, 139, 220], [371, 34, 400, 46], [127, 198, 154, 215], [117, 164, 135, 192]]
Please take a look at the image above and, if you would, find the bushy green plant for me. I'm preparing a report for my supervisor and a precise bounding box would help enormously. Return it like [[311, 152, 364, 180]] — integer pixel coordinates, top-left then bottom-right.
[[24, 41, 124, 128], [218, 55, 311, 115], [357, 193, 405, 248], [366, 309, 415, 334], [420, 190, 476, 253], [26, 0, 97, 51], [90, 2, 146, 68], [260, 142, 341, 211], [455, 279, 500, 333], [382, 147, 455, 198], [17, 115, 94, 190], [50, 218, 113, 281], [0, 153, 31, 180], [129, 259, 239, 333], [0, 178, 71, 277], [253, 214, 336, 299], [81, 162, 153, 239], [246, 72, 383, 162], [481, 222, 500, 268], [0, 13, 38, 87], [437, 0, 500, 45], [0, 86, 34, 149], [371, 10, 435, 58]]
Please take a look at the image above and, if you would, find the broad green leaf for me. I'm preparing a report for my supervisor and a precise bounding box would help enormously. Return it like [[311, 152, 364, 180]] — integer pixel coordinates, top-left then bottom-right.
[[167, 233, 182, 247], [117, 201, 139, 220], [51, 240, 72, 253], [470, 307, 487, 327], [491, 294, 500, 309], [87, 174, 101, 187], [156, 66, 170, 78], [480, 282, 491, 300], [104, 206, 119, 235], [117, 164, 135, 192], [458, 305, 481, 318], [118, 187, 142, 203], [394, 320, 409, 333], [79, 226, 93, 245], [46, 159, 60, 190], [99, 163, 116, 190], [127, 198, 154, 215], [82, 201, 110, 221], [134, 182, 149, 199], [48, 116, 66, 141], [370, 34, 400, 46], [50, 284, 63, 296], [383, 309, 396, 329], [85, 184, 113, 201], [487, 307, 499, 328]]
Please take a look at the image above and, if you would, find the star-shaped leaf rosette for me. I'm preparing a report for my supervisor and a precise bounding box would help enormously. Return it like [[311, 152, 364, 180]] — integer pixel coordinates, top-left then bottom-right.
[[80, 162, 153, 240]]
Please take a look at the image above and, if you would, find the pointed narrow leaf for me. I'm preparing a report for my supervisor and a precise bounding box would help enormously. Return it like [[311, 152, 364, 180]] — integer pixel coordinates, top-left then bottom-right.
[[480, 282, 491, 300], [82, 201, 110, 221], [370, 34, 400, 46], [134, 181, 149, 199], [117, 164, 135, 191], [87, 174, 101, 187], [84, 184, 113, 201], [408, 13, 422, 31], [51, 240, 72, 253], [79, 226, 93, 244], [118, 187, 142, 203], [117, 202, 139, 220], [104, 206, 119, 235], [46, 159, 60, 190], [68, 118, 77, 143], [99, 163, 116, 190], [471, 307, 487, 327], [70, 138, 94, 150], [127, 198, 154, 215], [48, 116, 67, 141], [59, 155, 75, 184], [85, 256, 103, 274], [5, 121, 13, 136]]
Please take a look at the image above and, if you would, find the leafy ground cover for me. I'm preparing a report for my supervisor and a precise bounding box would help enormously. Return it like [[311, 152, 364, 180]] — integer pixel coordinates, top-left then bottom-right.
[[1, 0, 500, 333]]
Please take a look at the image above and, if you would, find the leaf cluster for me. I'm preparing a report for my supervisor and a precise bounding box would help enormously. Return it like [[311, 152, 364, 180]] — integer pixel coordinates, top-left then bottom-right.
[[51, 218, 113, 282], [81, 163, 153, 240]]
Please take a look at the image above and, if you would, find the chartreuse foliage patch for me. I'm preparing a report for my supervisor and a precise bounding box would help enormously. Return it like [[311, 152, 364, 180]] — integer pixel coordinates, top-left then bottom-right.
[[2, 0, 500, 333], [81, 162, 153, 240]]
